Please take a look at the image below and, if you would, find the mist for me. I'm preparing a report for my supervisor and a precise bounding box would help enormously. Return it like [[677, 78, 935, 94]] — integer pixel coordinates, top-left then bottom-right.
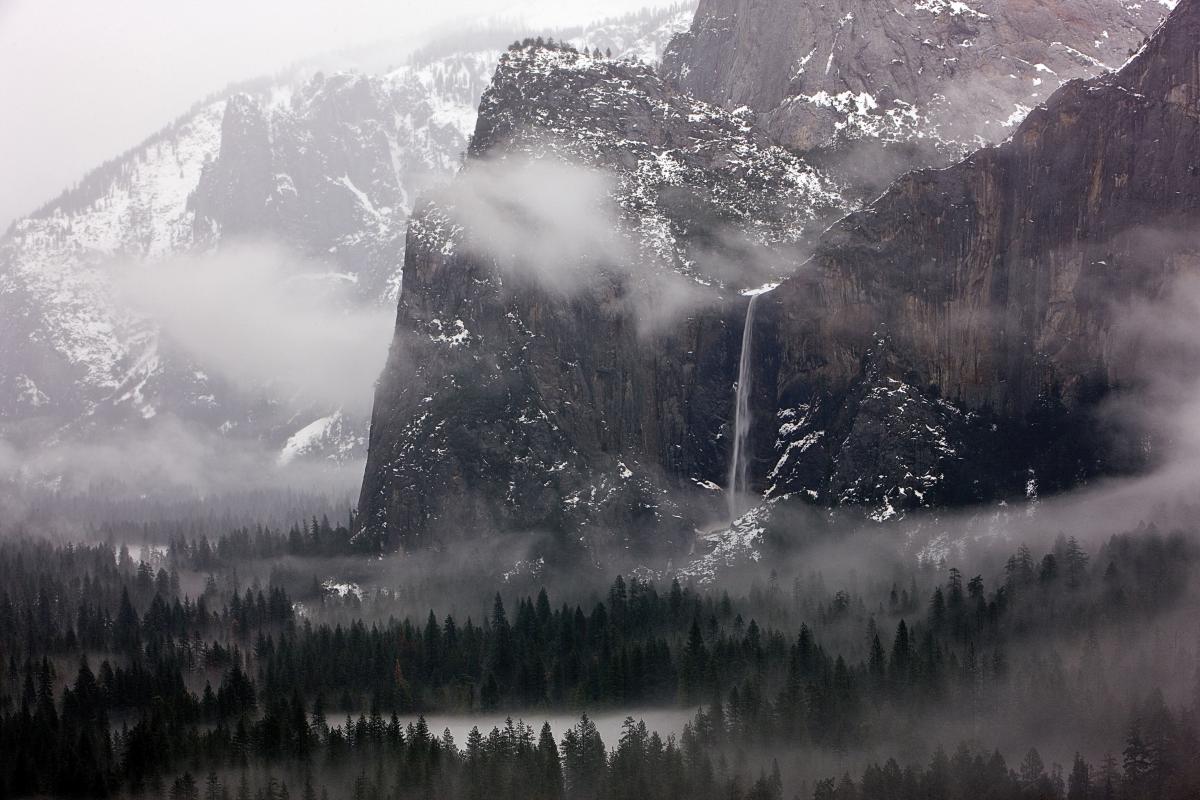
[[0, 239, 396, 521], [434, 153, 806, 334], [115, 239, 395, 415], [441, 156, 633, 295], [0, 415, 363, 539]]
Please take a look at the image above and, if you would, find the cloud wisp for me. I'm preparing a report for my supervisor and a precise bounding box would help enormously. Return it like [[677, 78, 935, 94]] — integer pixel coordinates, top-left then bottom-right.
[[116, 239, 395, 416]]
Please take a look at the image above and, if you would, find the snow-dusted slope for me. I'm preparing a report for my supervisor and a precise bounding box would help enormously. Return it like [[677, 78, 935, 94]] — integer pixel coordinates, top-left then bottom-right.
[[662, 0, 1173, 200], [0, 104, 225, 431], [0, 8, 694, 483]]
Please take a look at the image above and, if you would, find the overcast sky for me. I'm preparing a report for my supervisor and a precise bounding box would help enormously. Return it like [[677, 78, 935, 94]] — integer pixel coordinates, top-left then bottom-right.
[[0, 0, 676, 231]]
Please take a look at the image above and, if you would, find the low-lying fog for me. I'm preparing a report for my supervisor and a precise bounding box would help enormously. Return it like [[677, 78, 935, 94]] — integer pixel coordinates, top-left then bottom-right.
[[385, 709, 697, 748]]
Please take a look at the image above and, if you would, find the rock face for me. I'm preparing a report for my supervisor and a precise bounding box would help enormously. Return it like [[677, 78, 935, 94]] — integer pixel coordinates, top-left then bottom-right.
[[361, 0, 1200, 550], [662, 0, 1170, 198], [358, 44, 847, 552], [192, 94, 277, 239], [756, 0, 1200, 515], [0, 10, 689, 478]]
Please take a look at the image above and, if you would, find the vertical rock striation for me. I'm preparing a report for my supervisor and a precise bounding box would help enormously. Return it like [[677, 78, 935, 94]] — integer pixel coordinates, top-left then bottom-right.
[[758, 0, 1200, 515]]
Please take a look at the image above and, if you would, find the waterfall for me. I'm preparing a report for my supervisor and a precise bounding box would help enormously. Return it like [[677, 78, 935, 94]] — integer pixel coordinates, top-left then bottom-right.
[[727, 293, 760, 521]]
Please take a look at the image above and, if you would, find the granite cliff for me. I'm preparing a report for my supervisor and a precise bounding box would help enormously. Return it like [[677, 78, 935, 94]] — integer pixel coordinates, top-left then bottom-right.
[[755, 0, 1200, 517], [359, 43, 846, 553], [361, 0, 1198, 560]]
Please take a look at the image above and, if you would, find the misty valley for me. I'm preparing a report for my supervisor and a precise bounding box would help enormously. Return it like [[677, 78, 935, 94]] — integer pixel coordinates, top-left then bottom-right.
[[2, 0, 1200, 798], [3, 515, 1199, 799]]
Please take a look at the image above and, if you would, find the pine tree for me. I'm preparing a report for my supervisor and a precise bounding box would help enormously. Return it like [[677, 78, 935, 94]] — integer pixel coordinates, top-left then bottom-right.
[[562, 714, 606, 800], [681, 617, 708, 703], [205, 772, 223, 800], [1020, 748, 1046, 787], [1067, 753, 1090, 800], [890, 620, 910, 686], [1097, 753, 1119, 800], [115, 588, 140, 652], [1064, 537, 1090, 588], [538, 721, 564, 799], [1123, 721, 1151, 790]]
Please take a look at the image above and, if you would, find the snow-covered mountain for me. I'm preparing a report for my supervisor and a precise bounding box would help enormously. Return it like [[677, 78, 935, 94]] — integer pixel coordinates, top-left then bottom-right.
[[0, 6, 695, 490]]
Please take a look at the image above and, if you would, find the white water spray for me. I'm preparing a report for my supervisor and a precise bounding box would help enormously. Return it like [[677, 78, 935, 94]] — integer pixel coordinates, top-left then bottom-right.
[[727, 293, 760, 521]]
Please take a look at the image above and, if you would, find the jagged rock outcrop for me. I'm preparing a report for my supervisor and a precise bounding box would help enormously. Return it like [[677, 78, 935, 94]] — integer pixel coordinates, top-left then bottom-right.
[[189, 68, 464, 302], [662, 0, 1170, 198], [358, 45, 847, 552], [755, 0, 1200, 513], [192, 94, 276, 238]]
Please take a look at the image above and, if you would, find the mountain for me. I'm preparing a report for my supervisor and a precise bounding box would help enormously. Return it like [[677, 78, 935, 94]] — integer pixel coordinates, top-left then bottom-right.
[[359, 42, 848, 553], [753, 0, 1200, 518], [359, 0, 1188, 559], [662, 0, 1171, 199], [0, 8, 693, 488]]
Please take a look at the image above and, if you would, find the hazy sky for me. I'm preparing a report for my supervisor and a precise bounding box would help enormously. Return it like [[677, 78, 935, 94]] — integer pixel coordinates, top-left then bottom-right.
[[0, 0, 676, 231]]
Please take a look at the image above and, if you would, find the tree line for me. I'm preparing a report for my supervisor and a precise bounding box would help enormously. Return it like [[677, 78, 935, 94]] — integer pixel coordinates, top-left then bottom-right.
[[0, 526, 1197, 797]]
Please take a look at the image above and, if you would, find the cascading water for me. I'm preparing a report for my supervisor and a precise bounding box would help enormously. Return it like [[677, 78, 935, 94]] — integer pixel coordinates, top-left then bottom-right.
[[727, 293, 760, 522]]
